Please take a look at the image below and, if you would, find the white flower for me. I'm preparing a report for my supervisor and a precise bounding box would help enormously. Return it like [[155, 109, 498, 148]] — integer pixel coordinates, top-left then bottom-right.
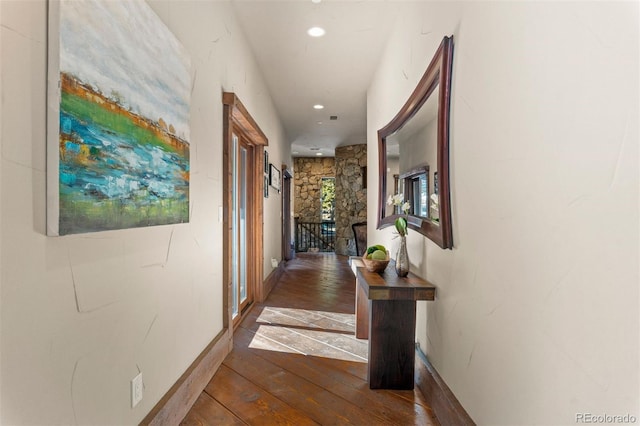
[[387, 193, 411, 216], [388, 193, 409, 209], [387, 193, 411, 235], [388, 193, 404, 206]]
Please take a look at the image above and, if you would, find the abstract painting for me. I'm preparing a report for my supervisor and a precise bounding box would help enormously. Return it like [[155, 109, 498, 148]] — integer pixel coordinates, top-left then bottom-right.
[[47, 0, 191, 235]]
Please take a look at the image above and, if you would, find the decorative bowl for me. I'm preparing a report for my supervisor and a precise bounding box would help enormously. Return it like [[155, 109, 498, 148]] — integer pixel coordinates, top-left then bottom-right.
[[362, 252, 390, 273]]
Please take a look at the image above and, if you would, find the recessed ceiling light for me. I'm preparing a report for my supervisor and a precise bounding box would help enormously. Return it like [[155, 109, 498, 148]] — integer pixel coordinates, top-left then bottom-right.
[[293, 151, 299, 154], [316, 152, 323, 156], [311, 0, 322, 3], [317, 121, 323, 125], [313, 104, 324, 110], [307, 27, 326, 37]]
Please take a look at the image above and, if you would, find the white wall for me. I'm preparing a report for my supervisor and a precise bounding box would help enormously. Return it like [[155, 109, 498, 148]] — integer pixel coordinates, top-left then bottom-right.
[[0, 2, 3, 422], [0, 0, 286, 424], [367, 2, 639, 424]]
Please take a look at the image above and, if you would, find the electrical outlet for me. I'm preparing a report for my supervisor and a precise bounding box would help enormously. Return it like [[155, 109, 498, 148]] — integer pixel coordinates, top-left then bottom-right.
[[131, 372, 143, 408], [271, 258, 278, 268]]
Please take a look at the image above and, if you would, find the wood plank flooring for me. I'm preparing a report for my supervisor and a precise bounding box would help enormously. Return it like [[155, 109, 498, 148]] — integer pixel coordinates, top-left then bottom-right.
[[181, 253, 439, 425]]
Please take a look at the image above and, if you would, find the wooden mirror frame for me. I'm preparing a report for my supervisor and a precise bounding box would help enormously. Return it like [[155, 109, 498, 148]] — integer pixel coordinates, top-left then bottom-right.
[[377, 36, 454, 249]]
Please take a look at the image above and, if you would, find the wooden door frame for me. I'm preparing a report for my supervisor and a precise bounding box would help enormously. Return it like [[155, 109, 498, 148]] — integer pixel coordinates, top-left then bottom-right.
[[222, 92, 267, 330]]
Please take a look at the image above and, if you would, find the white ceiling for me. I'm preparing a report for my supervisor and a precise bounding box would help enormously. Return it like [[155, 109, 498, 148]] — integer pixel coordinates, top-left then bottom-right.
[[231, 1, 399, 157]]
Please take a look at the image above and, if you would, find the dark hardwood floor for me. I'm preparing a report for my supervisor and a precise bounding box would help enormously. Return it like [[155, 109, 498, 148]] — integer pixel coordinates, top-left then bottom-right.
[[181, 253, 439, 425]]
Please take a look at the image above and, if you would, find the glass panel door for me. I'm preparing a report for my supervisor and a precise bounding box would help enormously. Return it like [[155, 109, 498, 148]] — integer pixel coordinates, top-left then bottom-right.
[[231, 133, 252, 321]]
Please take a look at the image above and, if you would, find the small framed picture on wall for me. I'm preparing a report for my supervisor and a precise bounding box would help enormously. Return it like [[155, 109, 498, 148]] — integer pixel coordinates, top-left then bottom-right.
[[269, 164, 281, 192], [264, 150, 269, 175]]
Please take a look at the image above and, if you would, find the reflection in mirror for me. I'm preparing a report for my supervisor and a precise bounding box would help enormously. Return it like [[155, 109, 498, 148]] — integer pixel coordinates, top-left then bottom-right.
[[386, 83, 440, 224], [377, 35, 453, 249]]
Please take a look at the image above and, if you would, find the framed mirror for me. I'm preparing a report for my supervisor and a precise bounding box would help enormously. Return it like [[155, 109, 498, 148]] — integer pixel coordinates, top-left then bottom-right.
[[377, 35, 453, 249]]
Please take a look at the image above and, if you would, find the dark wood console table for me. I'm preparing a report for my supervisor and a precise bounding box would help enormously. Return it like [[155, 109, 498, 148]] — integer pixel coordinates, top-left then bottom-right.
[[349, 257, 435, 390]]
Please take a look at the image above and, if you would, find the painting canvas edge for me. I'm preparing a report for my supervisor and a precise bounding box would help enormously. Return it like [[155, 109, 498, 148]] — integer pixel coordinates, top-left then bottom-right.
[[46, 0, 61, 236]]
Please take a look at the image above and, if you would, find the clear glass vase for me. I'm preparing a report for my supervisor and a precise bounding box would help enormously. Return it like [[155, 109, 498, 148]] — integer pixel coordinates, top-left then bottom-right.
[[395, 236, 410, 277]]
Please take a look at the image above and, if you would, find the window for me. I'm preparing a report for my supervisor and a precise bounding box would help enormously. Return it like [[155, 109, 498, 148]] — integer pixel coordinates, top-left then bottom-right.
[[399, 165, 430, 219], [320, 177, 335, 221]]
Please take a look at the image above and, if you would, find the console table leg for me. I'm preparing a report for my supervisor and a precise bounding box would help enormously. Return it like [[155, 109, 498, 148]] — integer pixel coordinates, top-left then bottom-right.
[[368, 300, 417, 389], [355, 279, 369, 339]]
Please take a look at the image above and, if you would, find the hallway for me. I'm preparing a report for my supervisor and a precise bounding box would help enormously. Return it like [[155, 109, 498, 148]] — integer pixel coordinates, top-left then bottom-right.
[[181, 254, 438, 425]]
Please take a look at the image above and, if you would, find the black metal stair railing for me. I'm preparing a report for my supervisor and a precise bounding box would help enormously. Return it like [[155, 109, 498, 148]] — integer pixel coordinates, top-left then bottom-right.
[[294, 219, 336, 252]]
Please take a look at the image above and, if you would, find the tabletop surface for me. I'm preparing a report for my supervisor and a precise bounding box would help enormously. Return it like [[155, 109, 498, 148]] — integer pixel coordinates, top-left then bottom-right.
[[350, 257, 436, 301]]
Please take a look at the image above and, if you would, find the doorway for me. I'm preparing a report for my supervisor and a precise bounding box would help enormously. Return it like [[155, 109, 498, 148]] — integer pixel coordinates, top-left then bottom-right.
[[282, 166, 293, 261], [223, 93, 267, 329], [230, 133, 254, 321]]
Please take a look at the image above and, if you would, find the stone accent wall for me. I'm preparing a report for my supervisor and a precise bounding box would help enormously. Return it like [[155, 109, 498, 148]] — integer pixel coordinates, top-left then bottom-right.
[[293, 157, 335, 222], [334, 144, 367, 255]]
